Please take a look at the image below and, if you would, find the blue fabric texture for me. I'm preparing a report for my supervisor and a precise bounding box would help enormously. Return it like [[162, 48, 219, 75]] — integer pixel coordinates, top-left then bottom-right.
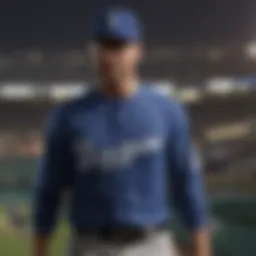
[[33, 86, 208, 234]]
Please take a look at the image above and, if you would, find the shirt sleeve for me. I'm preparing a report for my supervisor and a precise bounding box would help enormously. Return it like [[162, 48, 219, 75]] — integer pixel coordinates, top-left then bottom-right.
[[33, 106, 74, 235], [167, 102, 209, 230]]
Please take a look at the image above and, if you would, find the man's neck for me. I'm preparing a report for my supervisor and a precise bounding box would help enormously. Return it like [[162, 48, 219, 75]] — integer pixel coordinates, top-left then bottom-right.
[[100, 77, 139, 99]]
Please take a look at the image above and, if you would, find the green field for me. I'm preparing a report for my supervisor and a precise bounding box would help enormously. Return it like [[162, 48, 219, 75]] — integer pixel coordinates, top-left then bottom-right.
[[0, 224, 68, 256], [0, 207, 68, 256]]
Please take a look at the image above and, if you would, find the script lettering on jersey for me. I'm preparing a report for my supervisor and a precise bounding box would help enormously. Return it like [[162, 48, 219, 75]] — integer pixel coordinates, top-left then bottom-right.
[[73, 137, 163, 172]]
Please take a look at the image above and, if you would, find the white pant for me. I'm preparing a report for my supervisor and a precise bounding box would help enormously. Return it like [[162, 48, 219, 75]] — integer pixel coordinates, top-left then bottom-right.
[[67, 230, 179, 256]]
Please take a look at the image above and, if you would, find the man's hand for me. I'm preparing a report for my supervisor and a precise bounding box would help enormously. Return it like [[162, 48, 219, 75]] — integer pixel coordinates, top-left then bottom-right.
[[193, 229, 212, 256], [32, 234, 50, 256]]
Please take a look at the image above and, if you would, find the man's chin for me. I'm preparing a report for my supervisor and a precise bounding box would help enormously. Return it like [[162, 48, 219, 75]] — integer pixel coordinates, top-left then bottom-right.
[[102, 74, 121, 84]]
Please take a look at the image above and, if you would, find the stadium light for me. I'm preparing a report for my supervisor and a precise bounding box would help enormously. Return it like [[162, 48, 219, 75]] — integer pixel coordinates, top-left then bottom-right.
[[0, 84, 36, 100], [50, 83, 87, 101]]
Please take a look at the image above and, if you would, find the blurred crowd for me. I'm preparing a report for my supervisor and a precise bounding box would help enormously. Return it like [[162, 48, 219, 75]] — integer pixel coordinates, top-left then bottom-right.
[[2, 44, 256, 82], [0, 131, 42, 158], [0, 45, 255, 170]]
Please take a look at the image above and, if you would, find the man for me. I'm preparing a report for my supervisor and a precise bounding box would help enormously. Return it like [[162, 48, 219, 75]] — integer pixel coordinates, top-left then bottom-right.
[[33, 7, 211, 256]]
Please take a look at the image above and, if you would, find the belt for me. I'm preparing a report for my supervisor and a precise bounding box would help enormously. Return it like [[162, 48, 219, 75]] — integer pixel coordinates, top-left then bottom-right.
[[76, 223, 168, 243]]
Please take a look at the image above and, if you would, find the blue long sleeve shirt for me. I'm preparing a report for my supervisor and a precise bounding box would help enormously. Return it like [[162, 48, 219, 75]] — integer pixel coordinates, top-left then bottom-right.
[[33, 86, 208, 234]]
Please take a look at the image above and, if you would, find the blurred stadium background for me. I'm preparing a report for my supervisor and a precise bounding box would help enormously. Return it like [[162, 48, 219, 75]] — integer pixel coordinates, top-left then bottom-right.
[[0, 1, 256, 256]]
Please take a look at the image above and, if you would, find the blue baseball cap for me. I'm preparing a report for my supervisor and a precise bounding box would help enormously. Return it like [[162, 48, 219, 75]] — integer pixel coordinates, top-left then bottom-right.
[[91, 7, 143, 42]]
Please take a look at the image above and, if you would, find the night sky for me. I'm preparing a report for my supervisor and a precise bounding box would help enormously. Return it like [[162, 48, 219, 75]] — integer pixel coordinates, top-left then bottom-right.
[[0, 0, 254, 51]]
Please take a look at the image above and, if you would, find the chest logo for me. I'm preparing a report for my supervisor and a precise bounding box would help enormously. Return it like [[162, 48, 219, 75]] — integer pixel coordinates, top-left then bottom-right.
[[73, 137, 163, 172]]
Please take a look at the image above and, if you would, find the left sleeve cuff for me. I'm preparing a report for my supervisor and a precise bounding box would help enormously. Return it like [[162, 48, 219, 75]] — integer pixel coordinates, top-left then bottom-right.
[[185, 215, 210, 230]]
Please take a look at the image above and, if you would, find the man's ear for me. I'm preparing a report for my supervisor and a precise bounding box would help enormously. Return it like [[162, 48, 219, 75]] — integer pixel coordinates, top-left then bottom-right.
[[137, 42, 144, 63]]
